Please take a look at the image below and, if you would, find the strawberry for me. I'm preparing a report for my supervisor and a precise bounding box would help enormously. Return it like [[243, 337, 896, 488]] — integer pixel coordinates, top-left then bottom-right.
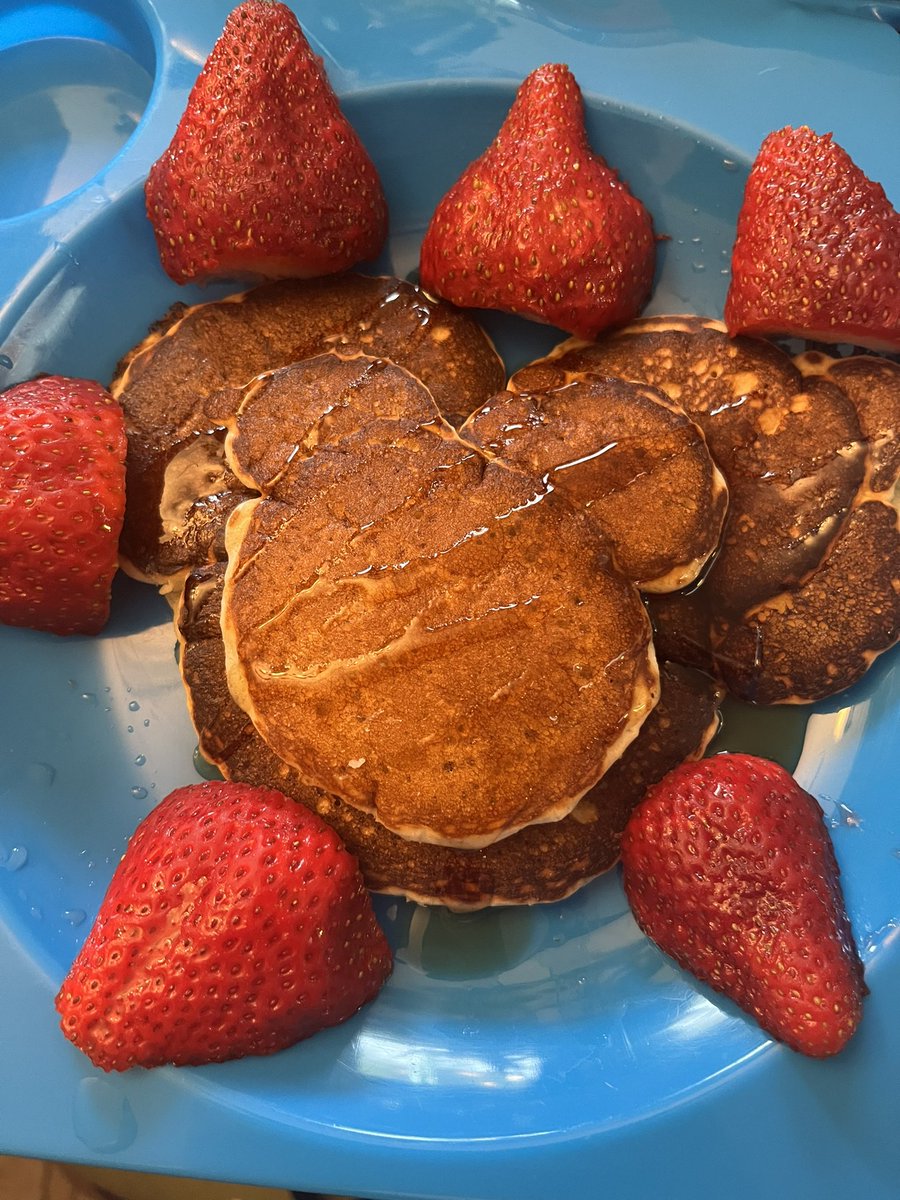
[[725, 125, 900, 352], [145, 0, 388, 285], [418, 62, 655, 339], [55, 781, 392, 1071], [620, 753, 866, 1057], [0, 375, 126, 636]]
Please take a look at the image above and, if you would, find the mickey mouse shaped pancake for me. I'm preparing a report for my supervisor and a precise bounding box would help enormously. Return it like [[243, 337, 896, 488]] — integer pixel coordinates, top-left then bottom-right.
[[219, 353, 658, 848]]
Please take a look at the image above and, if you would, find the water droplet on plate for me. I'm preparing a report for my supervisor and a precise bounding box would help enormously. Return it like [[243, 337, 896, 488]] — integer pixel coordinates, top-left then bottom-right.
[[0, 845, 28, 871], [723, 157, 738, 171], [24, 761, 56, 788], [80, 692, 97, 706], [128, 700, 141, 713], [691, 262, 706, 273], [862, 916, 899, 957], [133, 754, 146, 767], [0, 354, 13, 370], [73, 1078, 137, 1153], [826, 800, 863, 829], [193, 745, 224, 781], [64, 908, 87, 926], [130, 786, 148, 800]]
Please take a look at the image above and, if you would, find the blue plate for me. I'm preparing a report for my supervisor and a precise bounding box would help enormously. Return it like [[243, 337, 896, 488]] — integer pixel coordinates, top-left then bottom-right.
[[1, 2, 899, 1197]]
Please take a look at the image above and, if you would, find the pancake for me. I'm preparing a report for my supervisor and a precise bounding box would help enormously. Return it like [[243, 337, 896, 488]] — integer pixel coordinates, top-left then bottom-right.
[[794, 351, 900, 496], [110, 274, 505, 585], [461, 374, 728, 592], [510, 315, 867, 616], [714, 500, 900, 704], [178, 562, 721, 908], [220, 352, 658, 849], [637, 339, 900, 703], [706, 351, 900, 702], [646, 588, 716, 677], [509, 315, 900, 704]]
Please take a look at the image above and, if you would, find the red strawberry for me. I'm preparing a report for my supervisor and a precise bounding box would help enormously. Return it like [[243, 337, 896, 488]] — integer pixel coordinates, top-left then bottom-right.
[[725, 125, 900, 352], [0, 375, 126, 636], [418, 62, 655, 339], [56, 781, 392, 1071], [620, 753, 866, 1058], [145, 0, 388, 285]]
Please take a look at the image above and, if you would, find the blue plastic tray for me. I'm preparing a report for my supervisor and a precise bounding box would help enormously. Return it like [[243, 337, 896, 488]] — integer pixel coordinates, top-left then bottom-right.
[[1, 2, 899, 1197]]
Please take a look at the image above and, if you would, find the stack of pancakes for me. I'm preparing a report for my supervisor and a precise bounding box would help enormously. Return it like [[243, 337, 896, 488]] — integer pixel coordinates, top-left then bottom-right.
[[112, 276, 899, 907], [514, 316, 900, 704]]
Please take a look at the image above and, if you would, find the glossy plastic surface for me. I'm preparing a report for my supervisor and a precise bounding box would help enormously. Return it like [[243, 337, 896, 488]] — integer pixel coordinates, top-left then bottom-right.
[[0, 3, 898, 1198]]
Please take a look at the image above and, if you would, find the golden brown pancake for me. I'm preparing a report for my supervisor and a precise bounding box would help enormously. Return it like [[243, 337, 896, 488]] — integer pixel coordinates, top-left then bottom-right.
[[178, 562, 721, 908], [461, 374, 728, 592], [509, 315, 900, 704], [110, 274, 504, 584], [221, 353, 658, 848], [794, 351, 900, 496], [714, 501, 900, 704], [510, 315, 867, 616], [632, 336, 900, 704], [704, 351, 900, 703]]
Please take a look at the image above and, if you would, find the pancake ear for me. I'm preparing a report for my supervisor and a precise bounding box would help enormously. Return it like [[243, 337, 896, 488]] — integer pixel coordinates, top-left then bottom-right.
[[462, 375, 727, 594], [224, 354, 446, 500]]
